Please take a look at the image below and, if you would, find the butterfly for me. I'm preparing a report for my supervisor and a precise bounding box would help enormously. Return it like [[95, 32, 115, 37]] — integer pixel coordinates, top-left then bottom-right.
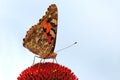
[[23, 4, 58, 60]]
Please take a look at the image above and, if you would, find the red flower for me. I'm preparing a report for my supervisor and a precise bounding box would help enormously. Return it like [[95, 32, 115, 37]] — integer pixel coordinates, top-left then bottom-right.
[[17, 62, 78, 80]]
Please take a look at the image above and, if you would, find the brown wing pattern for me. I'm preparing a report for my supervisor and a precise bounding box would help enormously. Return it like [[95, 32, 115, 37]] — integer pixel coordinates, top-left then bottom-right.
[[23, 4, 58, 59]]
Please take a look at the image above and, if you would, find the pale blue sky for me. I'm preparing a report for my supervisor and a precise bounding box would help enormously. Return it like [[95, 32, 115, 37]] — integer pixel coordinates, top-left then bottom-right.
[[0, 0, 120, 80]]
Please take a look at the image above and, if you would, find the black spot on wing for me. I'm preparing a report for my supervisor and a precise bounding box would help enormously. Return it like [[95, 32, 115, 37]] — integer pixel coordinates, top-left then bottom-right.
[[50, 22, 57, 27], [43, 28, 47, 32], [47, 32, 51, 36], [51, 37, 54, 40], [47, 18, 52, 23]]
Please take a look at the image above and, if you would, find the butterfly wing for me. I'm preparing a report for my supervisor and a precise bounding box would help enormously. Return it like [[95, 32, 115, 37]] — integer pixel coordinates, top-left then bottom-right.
[[23, 4, 58, 59]]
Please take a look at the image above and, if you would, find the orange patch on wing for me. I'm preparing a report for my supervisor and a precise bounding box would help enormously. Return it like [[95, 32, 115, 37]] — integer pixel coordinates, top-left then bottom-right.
[[41, 19, 51, 33], [41, 18, 53, 43]]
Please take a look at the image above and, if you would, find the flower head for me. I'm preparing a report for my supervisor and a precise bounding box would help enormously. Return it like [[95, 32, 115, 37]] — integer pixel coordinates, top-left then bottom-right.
[[18, 62, 78, 80]]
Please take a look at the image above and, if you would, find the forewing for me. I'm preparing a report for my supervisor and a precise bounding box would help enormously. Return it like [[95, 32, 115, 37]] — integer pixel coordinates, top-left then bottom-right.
[[23, 4, 58, 58]]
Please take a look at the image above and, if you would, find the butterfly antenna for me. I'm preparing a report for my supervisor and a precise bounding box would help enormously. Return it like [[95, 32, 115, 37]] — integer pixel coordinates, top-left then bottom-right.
[[56, 42, 77, 53]]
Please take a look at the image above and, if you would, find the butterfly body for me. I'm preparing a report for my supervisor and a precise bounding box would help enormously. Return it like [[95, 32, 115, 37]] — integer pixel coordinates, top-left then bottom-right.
[[23, 4, 58, 59]]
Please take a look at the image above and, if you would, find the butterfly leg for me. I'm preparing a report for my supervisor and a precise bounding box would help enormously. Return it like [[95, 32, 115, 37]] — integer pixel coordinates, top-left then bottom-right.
[[32, 55, 39, 65], [55, 58, 57, 63], [40, 58, 43, 63], [43, 59, 45, 63], [38, 58, 43, 69], [53, 58, 57, 63]]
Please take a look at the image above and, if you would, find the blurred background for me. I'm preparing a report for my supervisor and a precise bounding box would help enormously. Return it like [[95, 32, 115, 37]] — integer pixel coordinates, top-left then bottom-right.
[[0, 0, 120, 80]]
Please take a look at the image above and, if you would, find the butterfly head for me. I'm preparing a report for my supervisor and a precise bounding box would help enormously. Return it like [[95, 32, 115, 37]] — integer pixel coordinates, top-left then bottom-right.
[[49, 52, 57, 59]]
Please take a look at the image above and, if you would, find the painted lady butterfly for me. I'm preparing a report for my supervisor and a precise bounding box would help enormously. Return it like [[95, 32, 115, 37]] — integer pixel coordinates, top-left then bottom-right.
[[23, 4, 58, 59]]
